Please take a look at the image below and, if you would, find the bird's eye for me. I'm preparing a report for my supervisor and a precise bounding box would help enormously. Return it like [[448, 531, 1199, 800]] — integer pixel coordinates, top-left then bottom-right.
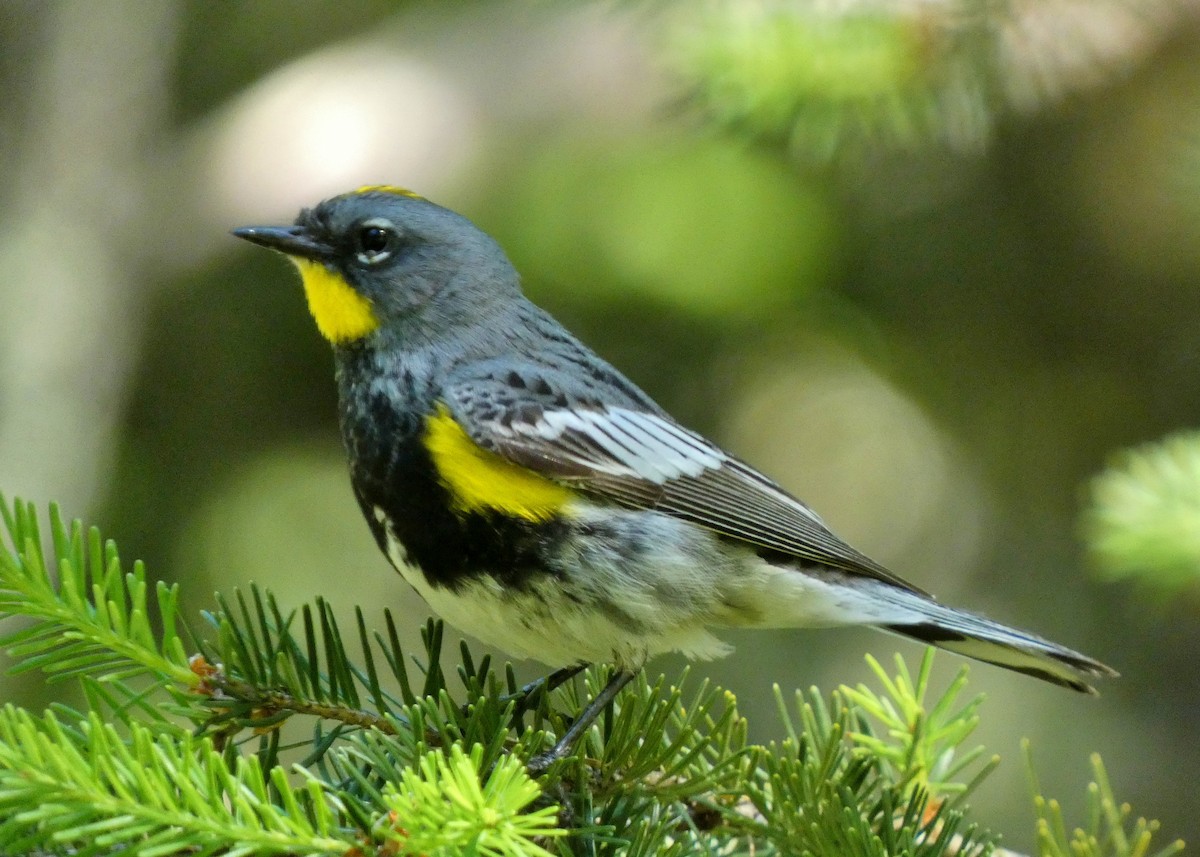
[[354, 222, 396, 264], [360, 227, 389, 253]]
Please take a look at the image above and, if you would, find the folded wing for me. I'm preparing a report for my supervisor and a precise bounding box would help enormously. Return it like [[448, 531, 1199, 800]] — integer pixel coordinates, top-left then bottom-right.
[[444, 369, 923, 593]]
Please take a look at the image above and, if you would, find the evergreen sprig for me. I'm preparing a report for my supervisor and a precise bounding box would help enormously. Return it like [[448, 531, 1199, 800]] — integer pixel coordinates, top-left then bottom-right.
[[379, 744, 564, 856], [0, 705, 347, 857], [841, 651, 997, 806], [1025, 744, 1186, 857], [742, 681, 991, 857], [0, 496, 195, 691]]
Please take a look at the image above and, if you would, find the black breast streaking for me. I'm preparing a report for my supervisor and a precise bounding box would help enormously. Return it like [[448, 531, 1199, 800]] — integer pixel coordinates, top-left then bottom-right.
[[340, 382, 570, 593]]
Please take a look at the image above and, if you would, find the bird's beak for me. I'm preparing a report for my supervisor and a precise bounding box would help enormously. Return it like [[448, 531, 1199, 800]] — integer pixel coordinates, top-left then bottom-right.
[[231, 225, 333, 261]]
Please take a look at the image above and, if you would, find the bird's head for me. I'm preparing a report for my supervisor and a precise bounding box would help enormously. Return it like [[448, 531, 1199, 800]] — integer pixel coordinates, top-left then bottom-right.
[[233, 186, 518, 347]]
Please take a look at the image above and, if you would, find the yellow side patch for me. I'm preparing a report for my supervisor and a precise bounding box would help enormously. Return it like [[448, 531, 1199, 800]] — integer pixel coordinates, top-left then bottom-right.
[[354, 184, 423, 199], [424, 405, 572, 521], [292, 259, 379, 344]]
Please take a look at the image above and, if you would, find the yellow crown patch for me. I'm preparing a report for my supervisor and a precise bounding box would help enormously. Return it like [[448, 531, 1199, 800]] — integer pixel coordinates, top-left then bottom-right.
[[354, 185, 423, 199]]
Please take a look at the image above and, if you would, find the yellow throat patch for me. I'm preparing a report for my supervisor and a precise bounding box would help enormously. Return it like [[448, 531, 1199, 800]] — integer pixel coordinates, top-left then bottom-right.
[[423, 405, 572, 522], [291, 258, 379, 344]]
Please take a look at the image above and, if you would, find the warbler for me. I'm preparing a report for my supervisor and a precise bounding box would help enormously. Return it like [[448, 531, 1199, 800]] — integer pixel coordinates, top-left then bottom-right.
[[233, 186, 1115, 762]]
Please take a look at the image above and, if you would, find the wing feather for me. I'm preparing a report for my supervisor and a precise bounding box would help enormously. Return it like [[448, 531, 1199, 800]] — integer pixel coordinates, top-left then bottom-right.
[[445, 377, 922, 593]]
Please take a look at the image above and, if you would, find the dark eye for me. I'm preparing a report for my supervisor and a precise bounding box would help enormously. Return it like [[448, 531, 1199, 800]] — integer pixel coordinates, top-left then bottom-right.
[[354, 222, 397, 264], [359, 226, 389, 254]]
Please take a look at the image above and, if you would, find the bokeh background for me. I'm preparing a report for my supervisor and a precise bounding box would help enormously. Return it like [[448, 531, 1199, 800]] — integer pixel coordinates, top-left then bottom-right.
[[2, 0, 1199, 849]]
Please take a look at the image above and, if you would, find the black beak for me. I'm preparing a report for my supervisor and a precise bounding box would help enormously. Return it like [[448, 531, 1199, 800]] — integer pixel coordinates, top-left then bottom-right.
[[231, 225, 333, 261]]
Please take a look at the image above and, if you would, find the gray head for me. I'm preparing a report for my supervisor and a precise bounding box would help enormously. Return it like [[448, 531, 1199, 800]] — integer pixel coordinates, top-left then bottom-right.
[[232, 186, 521, 348]]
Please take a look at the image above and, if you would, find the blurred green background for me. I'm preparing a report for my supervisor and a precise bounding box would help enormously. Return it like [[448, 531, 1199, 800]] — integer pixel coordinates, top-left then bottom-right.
[[2, 0, 1199, 849]]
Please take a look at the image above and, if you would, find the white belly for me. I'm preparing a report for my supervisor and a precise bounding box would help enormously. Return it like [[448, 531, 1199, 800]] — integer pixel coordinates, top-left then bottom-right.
[[374, 505, 732, 668], [372, 503, 883, 669]]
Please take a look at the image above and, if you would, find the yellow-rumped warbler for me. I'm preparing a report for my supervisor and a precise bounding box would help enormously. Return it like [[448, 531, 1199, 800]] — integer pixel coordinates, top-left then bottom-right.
[[233, 186, 1115, 763]]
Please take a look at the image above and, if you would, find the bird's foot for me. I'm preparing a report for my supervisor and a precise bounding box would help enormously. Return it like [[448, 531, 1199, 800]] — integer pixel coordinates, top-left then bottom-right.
[[524, 669, 635, 776]]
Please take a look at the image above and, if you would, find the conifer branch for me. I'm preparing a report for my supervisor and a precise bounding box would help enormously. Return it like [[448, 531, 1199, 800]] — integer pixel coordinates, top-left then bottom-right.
[[0, 498, 1184, 857]]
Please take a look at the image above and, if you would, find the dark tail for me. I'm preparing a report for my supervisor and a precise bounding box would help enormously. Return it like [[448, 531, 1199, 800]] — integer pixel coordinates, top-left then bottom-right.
[[871, 585, 1118, 694]]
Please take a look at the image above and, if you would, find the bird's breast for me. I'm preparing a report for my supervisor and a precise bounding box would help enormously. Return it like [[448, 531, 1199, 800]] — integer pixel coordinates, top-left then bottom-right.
[[342, 389, 574, 593]]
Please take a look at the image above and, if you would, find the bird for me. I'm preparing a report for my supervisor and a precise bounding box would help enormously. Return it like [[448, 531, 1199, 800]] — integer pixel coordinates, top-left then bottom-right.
[[232, 185, 1116, 765]]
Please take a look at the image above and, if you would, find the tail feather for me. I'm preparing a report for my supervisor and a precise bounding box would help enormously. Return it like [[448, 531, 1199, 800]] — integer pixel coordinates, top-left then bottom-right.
[[871, 589, 1118, 694], [885, 621, 1113, 694]]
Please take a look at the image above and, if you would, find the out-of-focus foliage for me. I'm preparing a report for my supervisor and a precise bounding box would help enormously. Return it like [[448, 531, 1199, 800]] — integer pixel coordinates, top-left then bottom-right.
[[668, 1, 994, 157], [1084, 432, 1200, 595], [487, 137, 836, 319], [665, 0, 1198, 161]]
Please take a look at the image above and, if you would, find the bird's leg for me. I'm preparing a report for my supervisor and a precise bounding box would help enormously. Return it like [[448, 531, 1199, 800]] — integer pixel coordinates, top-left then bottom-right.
[[526, 668, 635, 774], [501, 663, 588, 719], [519, 663, 588, 702]]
